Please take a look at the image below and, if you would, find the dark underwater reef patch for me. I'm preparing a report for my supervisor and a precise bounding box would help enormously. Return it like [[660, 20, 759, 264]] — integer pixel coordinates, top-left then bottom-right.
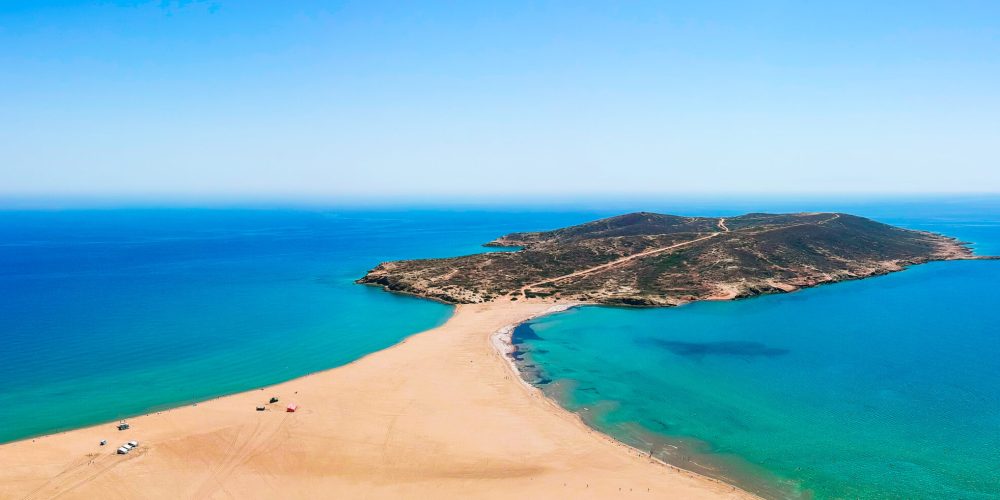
[[511, 323, 542, 344]]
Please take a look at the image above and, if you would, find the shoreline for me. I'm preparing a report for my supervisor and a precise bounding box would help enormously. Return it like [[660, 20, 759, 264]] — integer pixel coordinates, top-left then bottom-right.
[[499, 305, 794, 499], [488, 304, 772, 496], [9, 257, 991, 497], [0, 299, 756, 499]]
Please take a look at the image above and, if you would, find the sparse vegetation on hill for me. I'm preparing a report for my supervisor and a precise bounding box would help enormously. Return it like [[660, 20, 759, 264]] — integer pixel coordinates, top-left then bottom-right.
[[358, 212, 980, 306]]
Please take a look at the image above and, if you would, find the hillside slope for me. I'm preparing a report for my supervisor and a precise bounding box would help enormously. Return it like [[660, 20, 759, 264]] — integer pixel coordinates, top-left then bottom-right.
[[358, 212, 980, 306]]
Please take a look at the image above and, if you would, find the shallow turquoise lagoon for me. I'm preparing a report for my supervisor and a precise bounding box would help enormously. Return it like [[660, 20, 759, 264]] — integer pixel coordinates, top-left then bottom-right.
[[516, 225, 1000, 498]]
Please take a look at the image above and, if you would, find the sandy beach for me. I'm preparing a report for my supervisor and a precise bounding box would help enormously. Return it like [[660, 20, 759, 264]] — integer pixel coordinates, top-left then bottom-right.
[[0, 299, 754, 499]]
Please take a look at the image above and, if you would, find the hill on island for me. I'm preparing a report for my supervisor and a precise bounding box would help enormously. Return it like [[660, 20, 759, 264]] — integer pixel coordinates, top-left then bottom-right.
[[358, 212, 979, 306]]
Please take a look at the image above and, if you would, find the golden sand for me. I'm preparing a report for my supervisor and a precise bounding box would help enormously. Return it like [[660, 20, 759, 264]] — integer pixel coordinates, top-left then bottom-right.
[[0, 300, 755, 499]]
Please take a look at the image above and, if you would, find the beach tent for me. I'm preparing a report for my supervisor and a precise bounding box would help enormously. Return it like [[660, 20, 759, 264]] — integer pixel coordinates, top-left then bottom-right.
[[286, 403, 298, 412]]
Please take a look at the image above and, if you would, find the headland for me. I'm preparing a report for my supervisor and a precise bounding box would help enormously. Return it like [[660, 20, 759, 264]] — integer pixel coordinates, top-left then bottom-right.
[[359, 212, 982, 306]]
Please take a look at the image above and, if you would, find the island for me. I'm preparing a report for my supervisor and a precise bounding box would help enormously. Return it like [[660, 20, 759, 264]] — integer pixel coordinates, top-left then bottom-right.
[[359, 212, 977, 306], [0, 212, 986, 499]]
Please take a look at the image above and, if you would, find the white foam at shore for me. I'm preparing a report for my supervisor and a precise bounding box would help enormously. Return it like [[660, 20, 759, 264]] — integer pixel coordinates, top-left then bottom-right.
[[490, 303, 576, 381]]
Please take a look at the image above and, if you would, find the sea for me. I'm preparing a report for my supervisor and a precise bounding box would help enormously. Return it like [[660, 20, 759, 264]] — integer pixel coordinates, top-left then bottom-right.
[[2, 197, 998, 499], [512, 198, 1000, 499]]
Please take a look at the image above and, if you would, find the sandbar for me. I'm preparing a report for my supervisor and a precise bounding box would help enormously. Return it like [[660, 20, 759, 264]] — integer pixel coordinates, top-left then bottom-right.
[[0, 299, 755, 499]]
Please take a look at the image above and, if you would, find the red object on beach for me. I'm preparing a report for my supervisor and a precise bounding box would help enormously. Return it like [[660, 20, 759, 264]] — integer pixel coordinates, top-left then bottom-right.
[[286, 403, 298, 412]]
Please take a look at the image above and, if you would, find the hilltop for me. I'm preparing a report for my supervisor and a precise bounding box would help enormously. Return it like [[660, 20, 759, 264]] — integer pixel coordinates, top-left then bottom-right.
[[358, 212, 979, 306]]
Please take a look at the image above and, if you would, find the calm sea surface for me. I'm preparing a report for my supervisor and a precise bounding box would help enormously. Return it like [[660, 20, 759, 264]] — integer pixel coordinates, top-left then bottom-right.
[[0, 208, 601, 443], [2, 199, 998, 499], [514, 200, 1000, 499]]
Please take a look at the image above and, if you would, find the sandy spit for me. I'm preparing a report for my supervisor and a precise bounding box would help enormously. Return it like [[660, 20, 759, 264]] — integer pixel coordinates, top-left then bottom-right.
[[0, 299, 756, 499]]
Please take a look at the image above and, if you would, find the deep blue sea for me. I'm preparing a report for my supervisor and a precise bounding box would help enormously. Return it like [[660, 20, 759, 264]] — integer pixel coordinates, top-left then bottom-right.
[[2, 198, 998, 499], [0, 208, 601, 443]]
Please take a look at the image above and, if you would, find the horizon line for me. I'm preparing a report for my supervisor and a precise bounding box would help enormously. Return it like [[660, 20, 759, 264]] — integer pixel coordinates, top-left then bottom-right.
[[1, 192, 999, 210]]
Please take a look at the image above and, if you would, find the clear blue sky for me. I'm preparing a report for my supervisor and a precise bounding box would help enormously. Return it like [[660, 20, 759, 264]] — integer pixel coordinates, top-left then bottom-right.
[[1, 1, 998, 200]]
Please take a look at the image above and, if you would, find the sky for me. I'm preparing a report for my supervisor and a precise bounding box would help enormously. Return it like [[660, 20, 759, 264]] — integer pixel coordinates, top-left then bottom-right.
[[1, 0, 998, 201]]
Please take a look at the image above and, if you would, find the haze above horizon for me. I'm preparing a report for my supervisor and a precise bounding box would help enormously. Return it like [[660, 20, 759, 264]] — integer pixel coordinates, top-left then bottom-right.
[[2, 1, 998, 197]]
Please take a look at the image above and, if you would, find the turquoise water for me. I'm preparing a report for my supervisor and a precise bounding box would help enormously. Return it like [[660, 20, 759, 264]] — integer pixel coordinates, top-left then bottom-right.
[[0, 208, 605, 443], [515, 212, 1000, 499], [3, 200, 999, 499]]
